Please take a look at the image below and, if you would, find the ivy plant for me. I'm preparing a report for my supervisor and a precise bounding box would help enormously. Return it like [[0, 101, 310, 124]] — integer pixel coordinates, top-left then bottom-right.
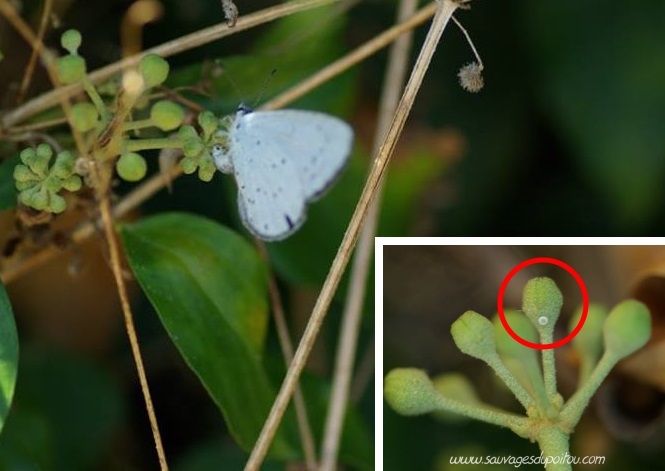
[[385, 277, 652, 471]]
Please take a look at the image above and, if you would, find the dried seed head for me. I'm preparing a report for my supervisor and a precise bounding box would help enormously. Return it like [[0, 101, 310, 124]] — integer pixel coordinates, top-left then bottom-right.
[[458, 62, 484, 93]]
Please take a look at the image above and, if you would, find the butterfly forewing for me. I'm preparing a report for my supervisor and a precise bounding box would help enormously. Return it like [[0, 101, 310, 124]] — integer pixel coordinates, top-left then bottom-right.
[[239, 110, 353, 200]]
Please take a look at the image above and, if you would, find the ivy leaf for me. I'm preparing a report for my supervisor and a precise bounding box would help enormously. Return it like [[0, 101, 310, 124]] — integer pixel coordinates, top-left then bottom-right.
[[120, 212, 297, 458], [0, 279, 18, 436]]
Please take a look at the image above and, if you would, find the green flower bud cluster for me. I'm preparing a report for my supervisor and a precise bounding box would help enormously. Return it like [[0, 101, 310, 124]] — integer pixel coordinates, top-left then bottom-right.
[[14, 144, 82, 213], [179, 111, 221, 182], [385, 275, 653, 470], [16, 28, 220, 211]]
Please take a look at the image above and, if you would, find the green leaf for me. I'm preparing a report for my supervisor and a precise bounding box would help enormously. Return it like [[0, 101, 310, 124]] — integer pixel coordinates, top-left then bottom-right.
[[0, 156, 20, 211], [120, 212, 297, 458], [0, 280, 18, 436]]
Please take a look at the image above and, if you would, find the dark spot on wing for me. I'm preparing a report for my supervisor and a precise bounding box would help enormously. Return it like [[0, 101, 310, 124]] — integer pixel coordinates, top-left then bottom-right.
[[285, 215, 294, 229]]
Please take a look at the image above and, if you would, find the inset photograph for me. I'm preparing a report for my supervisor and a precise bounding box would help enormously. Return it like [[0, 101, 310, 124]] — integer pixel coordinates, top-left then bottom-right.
[[379, 241, 665, 471]]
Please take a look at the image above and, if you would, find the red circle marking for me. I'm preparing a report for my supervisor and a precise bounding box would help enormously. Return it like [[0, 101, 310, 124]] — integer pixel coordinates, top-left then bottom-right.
[[497, 257, 588, 350]]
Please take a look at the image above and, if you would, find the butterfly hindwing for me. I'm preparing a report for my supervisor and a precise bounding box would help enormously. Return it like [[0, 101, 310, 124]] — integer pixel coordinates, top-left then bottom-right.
[[229, 116, 307, 240]]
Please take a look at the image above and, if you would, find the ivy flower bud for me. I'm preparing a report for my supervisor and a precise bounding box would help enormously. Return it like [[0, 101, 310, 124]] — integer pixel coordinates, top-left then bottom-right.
[[384, 368, 442, 416], [139, 54, 169, 88], [70, 102, 99, 132], [451, 311, 497, 362], [522, 277, 563, 331], [198, 111, 219, 140], [603, 299, 651, 361], [60, 29, 82, 54], [56, 55, 86, 85], [116, 152, 147, 182], [150, 100, 185, 131]]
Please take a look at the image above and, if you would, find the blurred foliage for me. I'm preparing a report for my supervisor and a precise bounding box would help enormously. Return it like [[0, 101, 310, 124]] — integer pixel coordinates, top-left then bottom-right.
[[0, 347, 123, 471]]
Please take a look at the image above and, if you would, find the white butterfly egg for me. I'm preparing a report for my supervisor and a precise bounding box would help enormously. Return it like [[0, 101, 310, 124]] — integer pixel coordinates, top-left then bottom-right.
[[538, 316, 548, 326], [213, 104, 354, 241]]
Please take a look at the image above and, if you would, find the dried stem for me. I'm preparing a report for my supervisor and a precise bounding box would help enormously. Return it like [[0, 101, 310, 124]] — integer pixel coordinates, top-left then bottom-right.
[[244, 1, 461, 469], [0, 0, 85, 154], [452, 15, 483, 68], [256, 243, 318, 470], [263, 1, 438, 110], [93, 163, 169, 470], [1, 0, 343, 129], [351, 336, 375, 404], [15, 0, 53, 105], [319, 0, 419, 469]]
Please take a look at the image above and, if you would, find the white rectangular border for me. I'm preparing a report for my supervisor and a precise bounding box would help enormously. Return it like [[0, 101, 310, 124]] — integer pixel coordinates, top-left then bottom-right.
[[374, 237, 665, 469]]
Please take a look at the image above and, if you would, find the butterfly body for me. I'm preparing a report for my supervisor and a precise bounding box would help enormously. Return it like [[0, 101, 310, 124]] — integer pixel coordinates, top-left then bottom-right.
[[212, 105, 353, 241]]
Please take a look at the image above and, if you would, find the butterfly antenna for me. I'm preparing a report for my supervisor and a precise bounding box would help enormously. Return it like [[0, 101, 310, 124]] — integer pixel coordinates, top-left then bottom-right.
[[214, 61, 247, 108], [253, 68, 277, 109]]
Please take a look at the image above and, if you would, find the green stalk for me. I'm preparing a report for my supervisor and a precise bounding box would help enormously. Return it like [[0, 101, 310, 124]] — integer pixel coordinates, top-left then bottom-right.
[[124, 137, 183, 152], [559, 352, 616, 428], [540, 330, 558, 400], [81, 76, 110, 121], [537, 426, 572, 471]]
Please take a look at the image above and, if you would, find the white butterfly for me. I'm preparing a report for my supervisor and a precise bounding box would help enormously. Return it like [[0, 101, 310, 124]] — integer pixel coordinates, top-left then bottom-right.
[[212, 104, 354, 241]]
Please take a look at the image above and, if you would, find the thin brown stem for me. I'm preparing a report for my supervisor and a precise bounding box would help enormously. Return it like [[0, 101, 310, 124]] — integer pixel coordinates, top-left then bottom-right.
[[95, 169, 169, 470], [15, 0, 53, 105], [350, 336, 375, 404], [259, 245, 318, 470], [1, 0, 343, 129], [319, 0, 418, 469], [263, 1, 438, 111], [0, 0, 85, 155], [244, 1, 461, 469], [452, 15, 483, 68]]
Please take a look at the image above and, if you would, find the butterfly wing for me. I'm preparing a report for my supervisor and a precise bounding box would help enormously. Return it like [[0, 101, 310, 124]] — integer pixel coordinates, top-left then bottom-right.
[[229, 114, 307, 241], [229, 109, 353, 241], [242, 110, 354, 200]]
